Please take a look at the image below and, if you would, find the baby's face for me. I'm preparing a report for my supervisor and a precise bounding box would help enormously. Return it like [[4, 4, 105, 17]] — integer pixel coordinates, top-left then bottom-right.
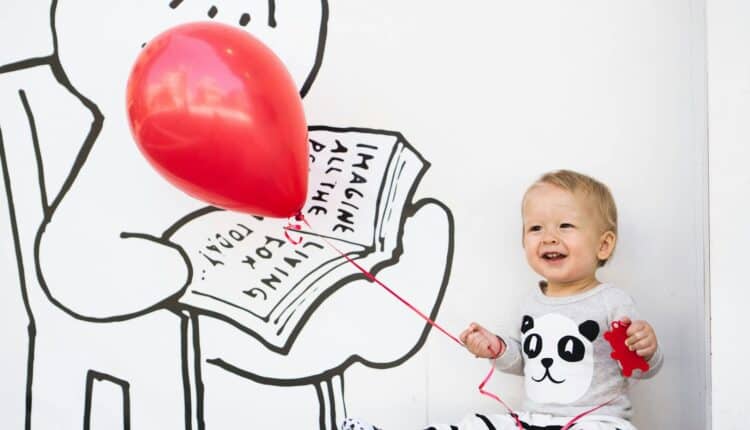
[[522, 184, 614, 292]]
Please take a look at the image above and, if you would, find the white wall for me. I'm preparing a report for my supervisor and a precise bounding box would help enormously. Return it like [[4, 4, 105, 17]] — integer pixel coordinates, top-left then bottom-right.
[[309, 2, 709, 429], [0, 1, 710, 429], [707, 0, 750, 428]]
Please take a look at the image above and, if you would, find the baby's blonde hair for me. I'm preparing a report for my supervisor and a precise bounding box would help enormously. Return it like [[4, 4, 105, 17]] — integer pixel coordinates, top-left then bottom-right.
[[523, 169, 618, 267]]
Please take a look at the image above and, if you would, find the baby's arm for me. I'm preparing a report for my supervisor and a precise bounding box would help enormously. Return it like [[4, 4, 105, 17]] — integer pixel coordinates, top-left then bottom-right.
[[460, 323, 504, 358], [620, 316, 663, 378], [607, 287, 664, 378], [459, 322, 523, 375]]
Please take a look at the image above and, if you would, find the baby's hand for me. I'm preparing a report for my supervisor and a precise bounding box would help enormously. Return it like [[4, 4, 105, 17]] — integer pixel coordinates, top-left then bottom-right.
[[459, 322, 504, 359], [622, 316, 658, 361]]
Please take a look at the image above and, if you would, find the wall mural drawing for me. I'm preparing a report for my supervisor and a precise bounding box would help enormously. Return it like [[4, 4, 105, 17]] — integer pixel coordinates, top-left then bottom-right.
[[0, 1, 455, 429]]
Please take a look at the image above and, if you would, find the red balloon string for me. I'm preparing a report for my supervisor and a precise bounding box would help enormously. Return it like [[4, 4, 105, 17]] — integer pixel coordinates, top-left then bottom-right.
[[559, 380, 636, 430], [482, 348, 524, 430], [560, 399, 615, 430], [283, 215, 621, 430], [284, 220, 304, 245], [294, 215, 464, 346], [284, 215, 524, 427]]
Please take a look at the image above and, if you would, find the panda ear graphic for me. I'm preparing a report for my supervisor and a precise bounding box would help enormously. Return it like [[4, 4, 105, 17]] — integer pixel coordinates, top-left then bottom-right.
[[578, 320, 600, 342], [521, 315, 534, 334]]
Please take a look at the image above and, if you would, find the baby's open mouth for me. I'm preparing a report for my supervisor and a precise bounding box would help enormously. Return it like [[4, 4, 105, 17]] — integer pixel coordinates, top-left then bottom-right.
[[542, 252, 567, 261]]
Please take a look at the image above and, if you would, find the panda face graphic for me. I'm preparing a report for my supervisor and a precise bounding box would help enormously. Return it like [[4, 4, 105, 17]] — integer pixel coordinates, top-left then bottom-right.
[[521, 314, 599, 404]]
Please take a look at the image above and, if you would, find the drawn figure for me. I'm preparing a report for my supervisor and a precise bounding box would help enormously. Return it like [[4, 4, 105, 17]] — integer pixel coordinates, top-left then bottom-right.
[[0, 1, 454, 429]]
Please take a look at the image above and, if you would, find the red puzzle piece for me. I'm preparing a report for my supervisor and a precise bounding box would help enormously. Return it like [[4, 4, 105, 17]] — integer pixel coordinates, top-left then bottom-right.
[[603, 320, 650, 377]]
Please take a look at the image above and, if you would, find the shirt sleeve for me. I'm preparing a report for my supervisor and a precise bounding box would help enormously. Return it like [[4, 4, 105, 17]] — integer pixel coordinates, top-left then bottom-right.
[[606, 287, 641, 323], [492, 334, 524, 375], [633, 344, 664, 379], [605, 287, 663, 379]]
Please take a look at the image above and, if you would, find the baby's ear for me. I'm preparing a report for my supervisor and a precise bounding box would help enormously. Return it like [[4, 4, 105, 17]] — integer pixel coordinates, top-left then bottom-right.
[[578, 320, 600, 342], [521, 315, 534, 334], [597, 230, 617, 261]]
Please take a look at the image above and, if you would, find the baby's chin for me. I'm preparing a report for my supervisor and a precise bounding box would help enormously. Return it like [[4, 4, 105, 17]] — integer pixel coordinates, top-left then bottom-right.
[[530, 260, 572, 279]]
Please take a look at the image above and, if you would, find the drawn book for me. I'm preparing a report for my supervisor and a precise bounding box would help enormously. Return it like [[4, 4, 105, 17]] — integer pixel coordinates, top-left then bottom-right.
[[170, 127, 427, 352]]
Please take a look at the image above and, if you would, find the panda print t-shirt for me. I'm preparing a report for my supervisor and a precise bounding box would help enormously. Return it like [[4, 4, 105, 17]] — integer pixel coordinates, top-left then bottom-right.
[[493, 283, 663, 419]]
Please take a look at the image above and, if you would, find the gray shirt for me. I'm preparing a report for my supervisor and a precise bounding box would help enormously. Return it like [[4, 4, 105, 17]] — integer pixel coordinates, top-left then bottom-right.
[[494, 283, 663, 419]]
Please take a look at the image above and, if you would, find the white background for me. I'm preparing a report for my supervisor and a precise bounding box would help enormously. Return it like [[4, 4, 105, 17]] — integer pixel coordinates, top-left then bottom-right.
[[306, 1, 708, 429], [0, 1, 715, 429], [707, 0, 750, 428]]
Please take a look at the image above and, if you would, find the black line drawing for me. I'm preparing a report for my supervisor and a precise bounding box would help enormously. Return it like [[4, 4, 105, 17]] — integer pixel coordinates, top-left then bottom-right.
[[84, 371, 131, 430], [0, 1, 454, 429]]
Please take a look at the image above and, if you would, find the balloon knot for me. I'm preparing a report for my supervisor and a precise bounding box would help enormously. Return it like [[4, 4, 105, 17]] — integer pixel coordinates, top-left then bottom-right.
[[284, 217, 304, 245]]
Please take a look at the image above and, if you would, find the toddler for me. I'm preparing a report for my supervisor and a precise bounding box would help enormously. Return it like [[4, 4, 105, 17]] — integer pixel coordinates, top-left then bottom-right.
[[343, 169, 662, 430]]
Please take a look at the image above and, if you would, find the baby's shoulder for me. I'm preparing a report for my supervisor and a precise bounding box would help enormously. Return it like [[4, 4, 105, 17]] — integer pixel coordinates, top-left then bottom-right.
[[597, 284, 634, 302], [596, 284, 640, 320]]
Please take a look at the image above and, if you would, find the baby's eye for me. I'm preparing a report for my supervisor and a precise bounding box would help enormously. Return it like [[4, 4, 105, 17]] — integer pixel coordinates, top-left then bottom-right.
[[528, 225, 542, 232], [560, 223, 574, 229]]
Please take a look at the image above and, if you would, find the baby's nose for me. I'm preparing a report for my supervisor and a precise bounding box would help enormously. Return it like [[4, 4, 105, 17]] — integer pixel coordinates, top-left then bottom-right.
[[542, 234, 558, 244], [542, 357, 554, 368]]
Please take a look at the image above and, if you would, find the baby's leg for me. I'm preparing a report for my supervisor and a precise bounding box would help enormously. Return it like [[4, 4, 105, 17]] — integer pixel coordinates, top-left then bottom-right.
[[568, 414, 636, 430], [424, 413, 522, 430], [570, 424, 629, 430], [340, 417, 382, 430], [341, 413, 520, 430]]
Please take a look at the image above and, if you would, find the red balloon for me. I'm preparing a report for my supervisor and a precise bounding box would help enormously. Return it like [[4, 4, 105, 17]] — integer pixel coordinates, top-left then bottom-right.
[[126, 22, 308, 218]]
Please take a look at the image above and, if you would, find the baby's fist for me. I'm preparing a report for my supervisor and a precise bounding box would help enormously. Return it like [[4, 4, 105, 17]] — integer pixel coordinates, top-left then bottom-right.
[[459, 322, 504, 359], [622, 316, 658, 361]]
